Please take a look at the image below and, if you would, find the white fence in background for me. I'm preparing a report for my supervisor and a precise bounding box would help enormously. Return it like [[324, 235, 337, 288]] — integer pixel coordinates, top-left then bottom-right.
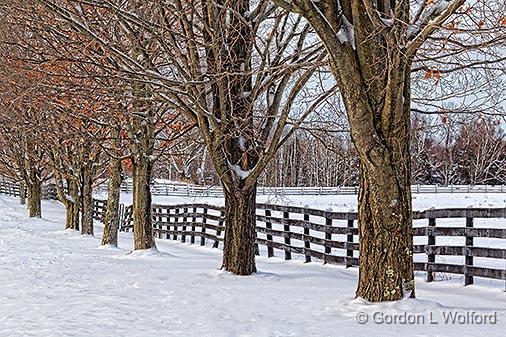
[[2, 175, 504, 198], [94, 181, 506, 197]]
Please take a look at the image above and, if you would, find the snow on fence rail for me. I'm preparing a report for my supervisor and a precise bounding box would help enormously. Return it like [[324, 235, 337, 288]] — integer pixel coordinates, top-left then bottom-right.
[[103, 181, 506, 197], [111, 201, 506, 286]]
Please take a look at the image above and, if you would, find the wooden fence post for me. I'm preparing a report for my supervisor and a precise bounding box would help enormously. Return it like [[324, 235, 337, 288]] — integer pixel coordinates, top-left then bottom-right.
[[213, 210, 225, 248], [191, 207, 197, 244], [427, 217, 436, 282], [283, 211, 291, 260], [118, 203, 124, 232], [159, 207, 166, 239], [346, 219, 354, 268], [201, 208, 207, 246], [102, 200, 107, 223], [156, 208, 162, 239], [324, 217, 332, 263], [265, 209, 274, 258], [181, 207, 188, 243], [173, 208, 179, 241], [303, 212, 311, 263], [465, 217, 474, 286]]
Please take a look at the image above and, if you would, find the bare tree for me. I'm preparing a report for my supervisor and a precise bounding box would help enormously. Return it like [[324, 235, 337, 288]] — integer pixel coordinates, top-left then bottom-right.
[[272, 0, 504, 301]]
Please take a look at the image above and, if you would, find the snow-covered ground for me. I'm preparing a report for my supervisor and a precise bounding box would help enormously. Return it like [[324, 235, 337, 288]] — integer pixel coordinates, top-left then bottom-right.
[[1, 195, 505, 336], [97, 191, 506, 212]]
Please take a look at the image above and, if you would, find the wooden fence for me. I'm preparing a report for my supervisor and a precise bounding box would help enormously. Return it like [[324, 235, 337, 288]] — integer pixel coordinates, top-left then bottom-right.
[[2, 178, 505, 285], [116, 202, 506, 286], [0, 179, 60, 200], [0, 180, 21, 197], [91, 199, 129, 229], [92, 199, 107, 221]]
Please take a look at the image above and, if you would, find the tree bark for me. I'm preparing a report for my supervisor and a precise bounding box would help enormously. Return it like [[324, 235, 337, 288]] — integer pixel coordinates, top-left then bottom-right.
[[19, 182, 26, 205], [80, 166, 94, 235], [336, 67, 415, 302], [27, 178, 41, 218], [343, 65, 415, 302], [355, 142, 414, 301], [132, 157, 155, 250], [65, 179, 80, 230], [222, 186, 257, 275], [101, 156, 122, 246]]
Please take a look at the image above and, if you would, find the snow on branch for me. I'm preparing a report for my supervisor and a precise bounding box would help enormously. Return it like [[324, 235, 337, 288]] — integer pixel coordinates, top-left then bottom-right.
[[229, 164, 251, 180], [336, 15, 355, 50], [406, 0, 465, 55], [407, 0, 452, 39]]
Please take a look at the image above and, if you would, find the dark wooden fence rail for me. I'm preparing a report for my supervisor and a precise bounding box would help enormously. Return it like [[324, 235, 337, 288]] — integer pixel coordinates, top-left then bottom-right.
[[92, 199, 107, 221], [0, 180, 21, 197], [116, 202, 506, 286], [0, 179, 62, 200]]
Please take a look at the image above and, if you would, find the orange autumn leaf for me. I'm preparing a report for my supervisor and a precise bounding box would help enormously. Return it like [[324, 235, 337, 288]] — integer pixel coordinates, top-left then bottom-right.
[[170, 122, 183, 132], [121, 158, 133, 173], [446, 21, 459, 30], [424, 69, 441, 83], [434, 70, 441, 83]]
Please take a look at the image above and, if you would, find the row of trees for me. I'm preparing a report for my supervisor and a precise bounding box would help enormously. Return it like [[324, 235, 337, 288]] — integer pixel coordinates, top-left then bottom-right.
[[0, 0, 504, 302]]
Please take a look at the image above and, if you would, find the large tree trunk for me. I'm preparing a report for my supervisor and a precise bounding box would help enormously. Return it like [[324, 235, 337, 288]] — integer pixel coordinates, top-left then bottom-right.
[[27, 170, 41, 218], [65, 201, 80, 230], [132, 157, 155, 250], [53, 172, 80, 230], [65, 180, 80, 230], [339, 68, 415, 302], [128, 32, 156, 251], [355, 143, 414, 301], [19, 182, 26, 205], [102, 161, 122, 246], [222, 186, 257, 275], [80, 166, 94, 235]]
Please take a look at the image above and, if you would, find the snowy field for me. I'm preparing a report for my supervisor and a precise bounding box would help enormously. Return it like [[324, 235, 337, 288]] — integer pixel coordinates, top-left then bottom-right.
[[1, 195, 505, 337], [100, 191, 506, 212]]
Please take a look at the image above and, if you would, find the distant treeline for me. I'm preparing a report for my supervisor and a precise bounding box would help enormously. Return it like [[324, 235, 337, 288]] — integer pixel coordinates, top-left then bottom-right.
[[154, 115, 506, 187]]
